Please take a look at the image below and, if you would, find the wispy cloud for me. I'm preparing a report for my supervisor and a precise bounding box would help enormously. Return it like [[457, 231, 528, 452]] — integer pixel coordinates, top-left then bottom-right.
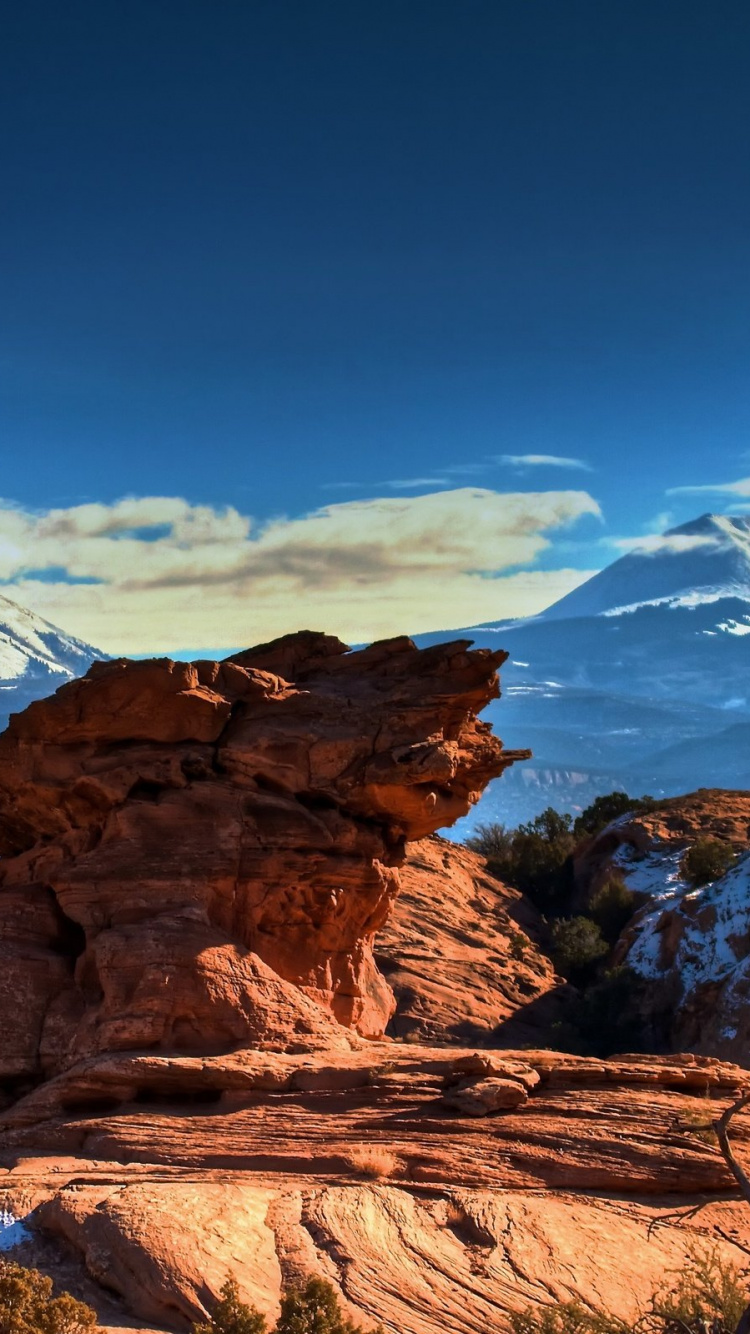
[[496, 454, 592, 472], [610, 533, 721, 556], [1, 487, 602, 654], [384, 477, 450, 489], [667, 476, 750, 498]]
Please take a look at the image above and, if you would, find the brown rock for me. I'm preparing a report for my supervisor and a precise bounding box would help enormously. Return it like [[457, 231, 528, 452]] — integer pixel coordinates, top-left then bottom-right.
[[442, 1074, 529, 1115], [0, 631, 525, 1088], [377, 835, 566, 1043]]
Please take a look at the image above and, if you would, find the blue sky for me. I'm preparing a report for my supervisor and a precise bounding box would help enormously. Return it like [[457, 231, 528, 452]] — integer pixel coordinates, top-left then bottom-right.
[[1, 1, 750, 653]]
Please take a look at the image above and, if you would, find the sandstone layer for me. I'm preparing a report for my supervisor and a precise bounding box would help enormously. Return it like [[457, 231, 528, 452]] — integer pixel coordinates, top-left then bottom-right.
[[3, 1048, 750, 1333]]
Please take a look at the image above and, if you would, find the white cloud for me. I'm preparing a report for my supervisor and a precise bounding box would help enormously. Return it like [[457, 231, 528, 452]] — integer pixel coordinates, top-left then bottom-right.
[[610, 533, 721, 556], [497, 454, 592, 471], [667, 477, 750, 498], [1, 487, 602, 654]]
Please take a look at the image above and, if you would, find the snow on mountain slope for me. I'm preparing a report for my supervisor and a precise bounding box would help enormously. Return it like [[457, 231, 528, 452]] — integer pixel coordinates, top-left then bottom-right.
[[0, 593, 99, 681], [0, 593, 103, 726], [618, 847, 750, 1060], [539, 513, 750, 621]]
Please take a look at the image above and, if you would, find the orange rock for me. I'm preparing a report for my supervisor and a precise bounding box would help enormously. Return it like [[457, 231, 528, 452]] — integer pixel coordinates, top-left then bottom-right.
[[0, 632, 525, 1084]]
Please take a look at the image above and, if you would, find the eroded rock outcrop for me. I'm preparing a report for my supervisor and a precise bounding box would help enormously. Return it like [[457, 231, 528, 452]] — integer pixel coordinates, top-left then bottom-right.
[[574, 790, 750, 1061], [378, 836, 567, 1043], [0, 631, 525, 1087]]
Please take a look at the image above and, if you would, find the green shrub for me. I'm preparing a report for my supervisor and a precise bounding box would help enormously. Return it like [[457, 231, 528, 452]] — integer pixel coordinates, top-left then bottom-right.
[[193, 1280, 267, 1334], [510, 1246, 748, 1334], [572, 792, 657, 840], [468, 809, 575, 913], [550, 916, 608, 983], [588, 875, 637, 943], [0, 1259, 98, 1334], [572, 966, 649, 1056], [643, 1246, 748, 1334], [510, 1300, 627, 1334], [680, 838, 737, 889], [276, 1278, 383, 1334]]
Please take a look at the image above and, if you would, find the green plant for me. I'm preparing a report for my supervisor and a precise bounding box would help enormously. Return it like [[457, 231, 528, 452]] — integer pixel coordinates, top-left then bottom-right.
[[550, 916, 608, 983], [510, 1246, 748, 1334], [681, 838, 737, 889], [510, 1299, 628, 1334], [588, 875, 637, 943], [642, 1246, 748, 1334], [572, 792, 658, 840], [508, 930, 529, 960], [0, 1260, 98, 1334], [275, 1278, 384, 1334], [468, 809, 576, 913], [193, 1279, 267, 1334]]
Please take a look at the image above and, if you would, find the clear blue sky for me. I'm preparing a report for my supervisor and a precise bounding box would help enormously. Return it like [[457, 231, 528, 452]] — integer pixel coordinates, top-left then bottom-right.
[[1, 1, 749, 654]]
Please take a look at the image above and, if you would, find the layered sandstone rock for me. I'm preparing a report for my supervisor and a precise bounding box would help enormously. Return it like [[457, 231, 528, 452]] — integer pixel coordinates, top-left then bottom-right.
[[3, 1048, 750, 1333], [378, 836, 567, 1043], [0, 631, 525, 1089]]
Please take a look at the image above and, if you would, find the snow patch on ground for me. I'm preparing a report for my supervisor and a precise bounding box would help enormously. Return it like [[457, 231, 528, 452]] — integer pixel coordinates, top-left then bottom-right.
[[621, 847, 750, 1030], [0, 1209, 32, 1251]]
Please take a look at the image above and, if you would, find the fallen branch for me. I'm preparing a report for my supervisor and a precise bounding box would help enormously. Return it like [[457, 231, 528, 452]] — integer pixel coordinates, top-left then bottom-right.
[[712, 1091, 750, 1334]]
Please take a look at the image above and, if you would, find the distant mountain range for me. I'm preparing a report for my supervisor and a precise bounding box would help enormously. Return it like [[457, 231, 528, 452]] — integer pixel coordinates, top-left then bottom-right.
[[0, 594, 102, 722], [416, 513, 750, 830], [1, 512, 749, 832]]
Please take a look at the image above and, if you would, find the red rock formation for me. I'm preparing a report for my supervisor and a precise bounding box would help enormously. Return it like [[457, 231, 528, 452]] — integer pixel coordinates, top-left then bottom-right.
[[377, 836, 567, 1043], [0, 631, 525, 1084]]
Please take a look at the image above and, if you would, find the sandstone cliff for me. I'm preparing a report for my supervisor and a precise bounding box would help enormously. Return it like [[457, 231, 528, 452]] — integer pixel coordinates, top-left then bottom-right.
[[4, 652, 750, 1334]]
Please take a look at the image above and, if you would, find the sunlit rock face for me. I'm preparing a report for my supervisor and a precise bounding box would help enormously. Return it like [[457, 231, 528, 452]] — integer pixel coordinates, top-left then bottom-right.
[[0, 630, 525, 1080]]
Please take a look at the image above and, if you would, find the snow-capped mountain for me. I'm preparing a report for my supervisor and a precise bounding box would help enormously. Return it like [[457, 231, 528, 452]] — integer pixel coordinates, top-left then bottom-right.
[[0, 593, 103, 725], [539, 513, 750, 622], [416, 514, 750, 829]]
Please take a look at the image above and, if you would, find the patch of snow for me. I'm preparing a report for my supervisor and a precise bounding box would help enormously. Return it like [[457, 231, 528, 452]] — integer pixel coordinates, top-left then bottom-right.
[[601, 587, 750, 618], [0, 1209, 32, 1251], [623, 849, 750, 1011]]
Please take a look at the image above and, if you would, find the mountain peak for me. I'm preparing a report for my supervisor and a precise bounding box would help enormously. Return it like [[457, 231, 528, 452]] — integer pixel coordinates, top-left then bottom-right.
[[539, 512, 750, 621]]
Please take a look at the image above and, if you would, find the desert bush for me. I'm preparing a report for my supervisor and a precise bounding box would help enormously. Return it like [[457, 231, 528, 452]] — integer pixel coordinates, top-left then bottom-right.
[[0, 1259, 98, 1334], [344, 1146, 401, 1179], [510, 1300, 628, 1334], [573, 966, 649, 1056], [550, 916, 608, 983], [510, 1246, 748, 1334], [468, 809, 575, 913], [681, 838, 737, 889], [276, 1278, 384, 1334], [193, 1279, 267, 1334], [643, 1246, 748, 1334], [588, 875, 637, 943], [572, 792, 658, 840]]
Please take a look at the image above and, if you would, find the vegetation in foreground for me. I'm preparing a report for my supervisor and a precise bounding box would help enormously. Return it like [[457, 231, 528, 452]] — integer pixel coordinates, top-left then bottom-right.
[[2, 1241, 748, 1334], [0, 1259, 97, 1334], [195, 1276, 385, 1334], [511, 1248, 748, 1334]]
